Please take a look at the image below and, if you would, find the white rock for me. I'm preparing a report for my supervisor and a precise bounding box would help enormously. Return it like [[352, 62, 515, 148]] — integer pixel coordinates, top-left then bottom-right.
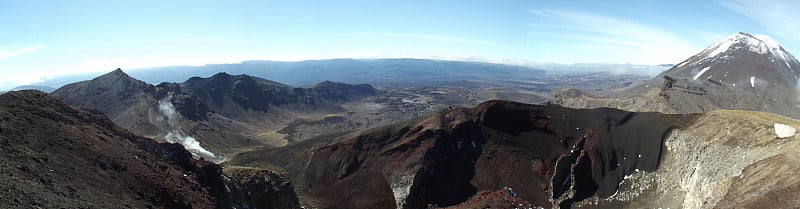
[[774, 123, 796, 138]]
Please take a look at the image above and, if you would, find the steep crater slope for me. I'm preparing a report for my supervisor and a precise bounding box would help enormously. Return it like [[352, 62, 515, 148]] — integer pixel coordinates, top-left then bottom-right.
[[582, 110, 800, 209], [0, 90, 229, 208], [227, 100, 698, 208]]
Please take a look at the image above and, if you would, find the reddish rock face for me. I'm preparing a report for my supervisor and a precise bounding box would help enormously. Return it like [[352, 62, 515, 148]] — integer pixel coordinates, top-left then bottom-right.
[[0, 90, 231, 208], [228, 100, 699, 208]]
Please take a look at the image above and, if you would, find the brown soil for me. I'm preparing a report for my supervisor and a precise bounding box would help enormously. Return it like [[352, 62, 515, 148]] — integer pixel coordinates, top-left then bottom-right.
[[0, 90, 229, 208]]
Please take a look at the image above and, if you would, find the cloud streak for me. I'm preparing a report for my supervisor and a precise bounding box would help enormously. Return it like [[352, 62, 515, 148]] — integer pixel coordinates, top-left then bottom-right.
[[375, 33, 500, 46], [0, 45, 47, 61], [719, 0, 800, 54], [529, 9, 703, 64]]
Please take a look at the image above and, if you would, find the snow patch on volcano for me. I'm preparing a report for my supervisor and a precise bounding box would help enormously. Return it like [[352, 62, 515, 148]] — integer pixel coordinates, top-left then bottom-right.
[[693, 67, 711, 80]]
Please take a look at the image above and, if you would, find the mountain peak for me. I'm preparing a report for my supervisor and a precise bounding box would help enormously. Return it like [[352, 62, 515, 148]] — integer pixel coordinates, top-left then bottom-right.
[[95, 68, 134, 81], [653, 32, 799, 99], [703, 32, 791, 61], [211, 72, 232, 78]]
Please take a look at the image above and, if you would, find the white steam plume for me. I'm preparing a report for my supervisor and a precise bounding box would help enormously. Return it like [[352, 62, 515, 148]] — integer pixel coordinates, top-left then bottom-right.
[[158, 96, 216, 159]]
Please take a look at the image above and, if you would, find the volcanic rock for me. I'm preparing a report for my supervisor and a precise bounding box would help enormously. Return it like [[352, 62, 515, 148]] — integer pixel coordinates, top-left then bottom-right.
[[0, 90, 229, 208], [226, 100, 698, 208], [224, 166, 301, 209]]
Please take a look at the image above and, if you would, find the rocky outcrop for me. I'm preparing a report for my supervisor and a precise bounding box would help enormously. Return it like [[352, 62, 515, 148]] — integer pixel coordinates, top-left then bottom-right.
[[436, 188, 539, 209], [311, 80, 378, 101], [659, 76, 706, 96], [224, 166, 301, 209]]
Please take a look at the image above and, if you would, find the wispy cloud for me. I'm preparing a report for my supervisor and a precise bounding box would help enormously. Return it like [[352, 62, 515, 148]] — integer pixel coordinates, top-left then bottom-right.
[[375, 33, 500, 46], [529, 9, 703, 64], [0, 45, 47, 61], [719, 0, 800, 53]]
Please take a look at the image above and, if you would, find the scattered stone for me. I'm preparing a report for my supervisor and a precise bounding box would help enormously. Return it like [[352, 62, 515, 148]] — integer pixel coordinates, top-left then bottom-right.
[[773, 123, 796, 138]]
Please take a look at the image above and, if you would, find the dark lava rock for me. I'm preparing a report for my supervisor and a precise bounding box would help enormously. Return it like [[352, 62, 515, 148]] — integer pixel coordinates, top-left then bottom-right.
[[224, 166, 301, 209], [311, 80, 378, 101]]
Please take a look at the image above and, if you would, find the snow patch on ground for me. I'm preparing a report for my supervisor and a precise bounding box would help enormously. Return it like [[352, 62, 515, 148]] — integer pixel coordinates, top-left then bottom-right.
[[675, 61, 688, 69], [774, 123, 796, 138], [693, 67, 711, 80]]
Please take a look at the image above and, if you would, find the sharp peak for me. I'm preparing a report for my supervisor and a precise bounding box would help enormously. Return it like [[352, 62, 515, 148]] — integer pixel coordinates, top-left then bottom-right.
[[211, 72, 252, 79], [86, 68, 153, 88], [97, 68, 133, 79], [317, 80, 337, 84], [110, 68, 127, 75]]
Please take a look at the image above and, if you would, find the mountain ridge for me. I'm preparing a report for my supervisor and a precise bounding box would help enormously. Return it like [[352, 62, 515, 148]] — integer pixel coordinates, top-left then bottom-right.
[[51, 69, 378, 159]]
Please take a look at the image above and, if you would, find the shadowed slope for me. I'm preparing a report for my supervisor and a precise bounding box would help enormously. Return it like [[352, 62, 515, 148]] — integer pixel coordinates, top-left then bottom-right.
[[0, 90, 230, 208]]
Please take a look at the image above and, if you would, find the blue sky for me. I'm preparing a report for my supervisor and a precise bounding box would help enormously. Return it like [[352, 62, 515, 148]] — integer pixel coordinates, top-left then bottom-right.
[[1, 0, 799, 90]]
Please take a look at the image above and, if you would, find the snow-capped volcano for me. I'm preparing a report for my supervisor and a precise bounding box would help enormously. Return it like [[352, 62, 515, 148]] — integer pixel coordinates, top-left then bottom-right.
[[663, 32, 799, 88], [553, 32, 800, 119]]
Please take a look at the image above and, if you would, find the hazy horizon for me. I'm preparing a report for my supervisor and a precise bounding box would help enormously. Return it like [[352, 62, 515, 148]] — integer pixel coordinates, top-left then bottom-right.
[[2, 0, 799, 90]]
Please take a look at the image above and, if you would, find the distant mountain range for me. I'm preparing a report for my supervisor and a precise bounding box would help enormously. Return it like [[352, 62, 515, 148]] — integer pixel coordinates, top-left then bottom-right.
[[11, 85, 56, 93], [18, 58, 547, 91]]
